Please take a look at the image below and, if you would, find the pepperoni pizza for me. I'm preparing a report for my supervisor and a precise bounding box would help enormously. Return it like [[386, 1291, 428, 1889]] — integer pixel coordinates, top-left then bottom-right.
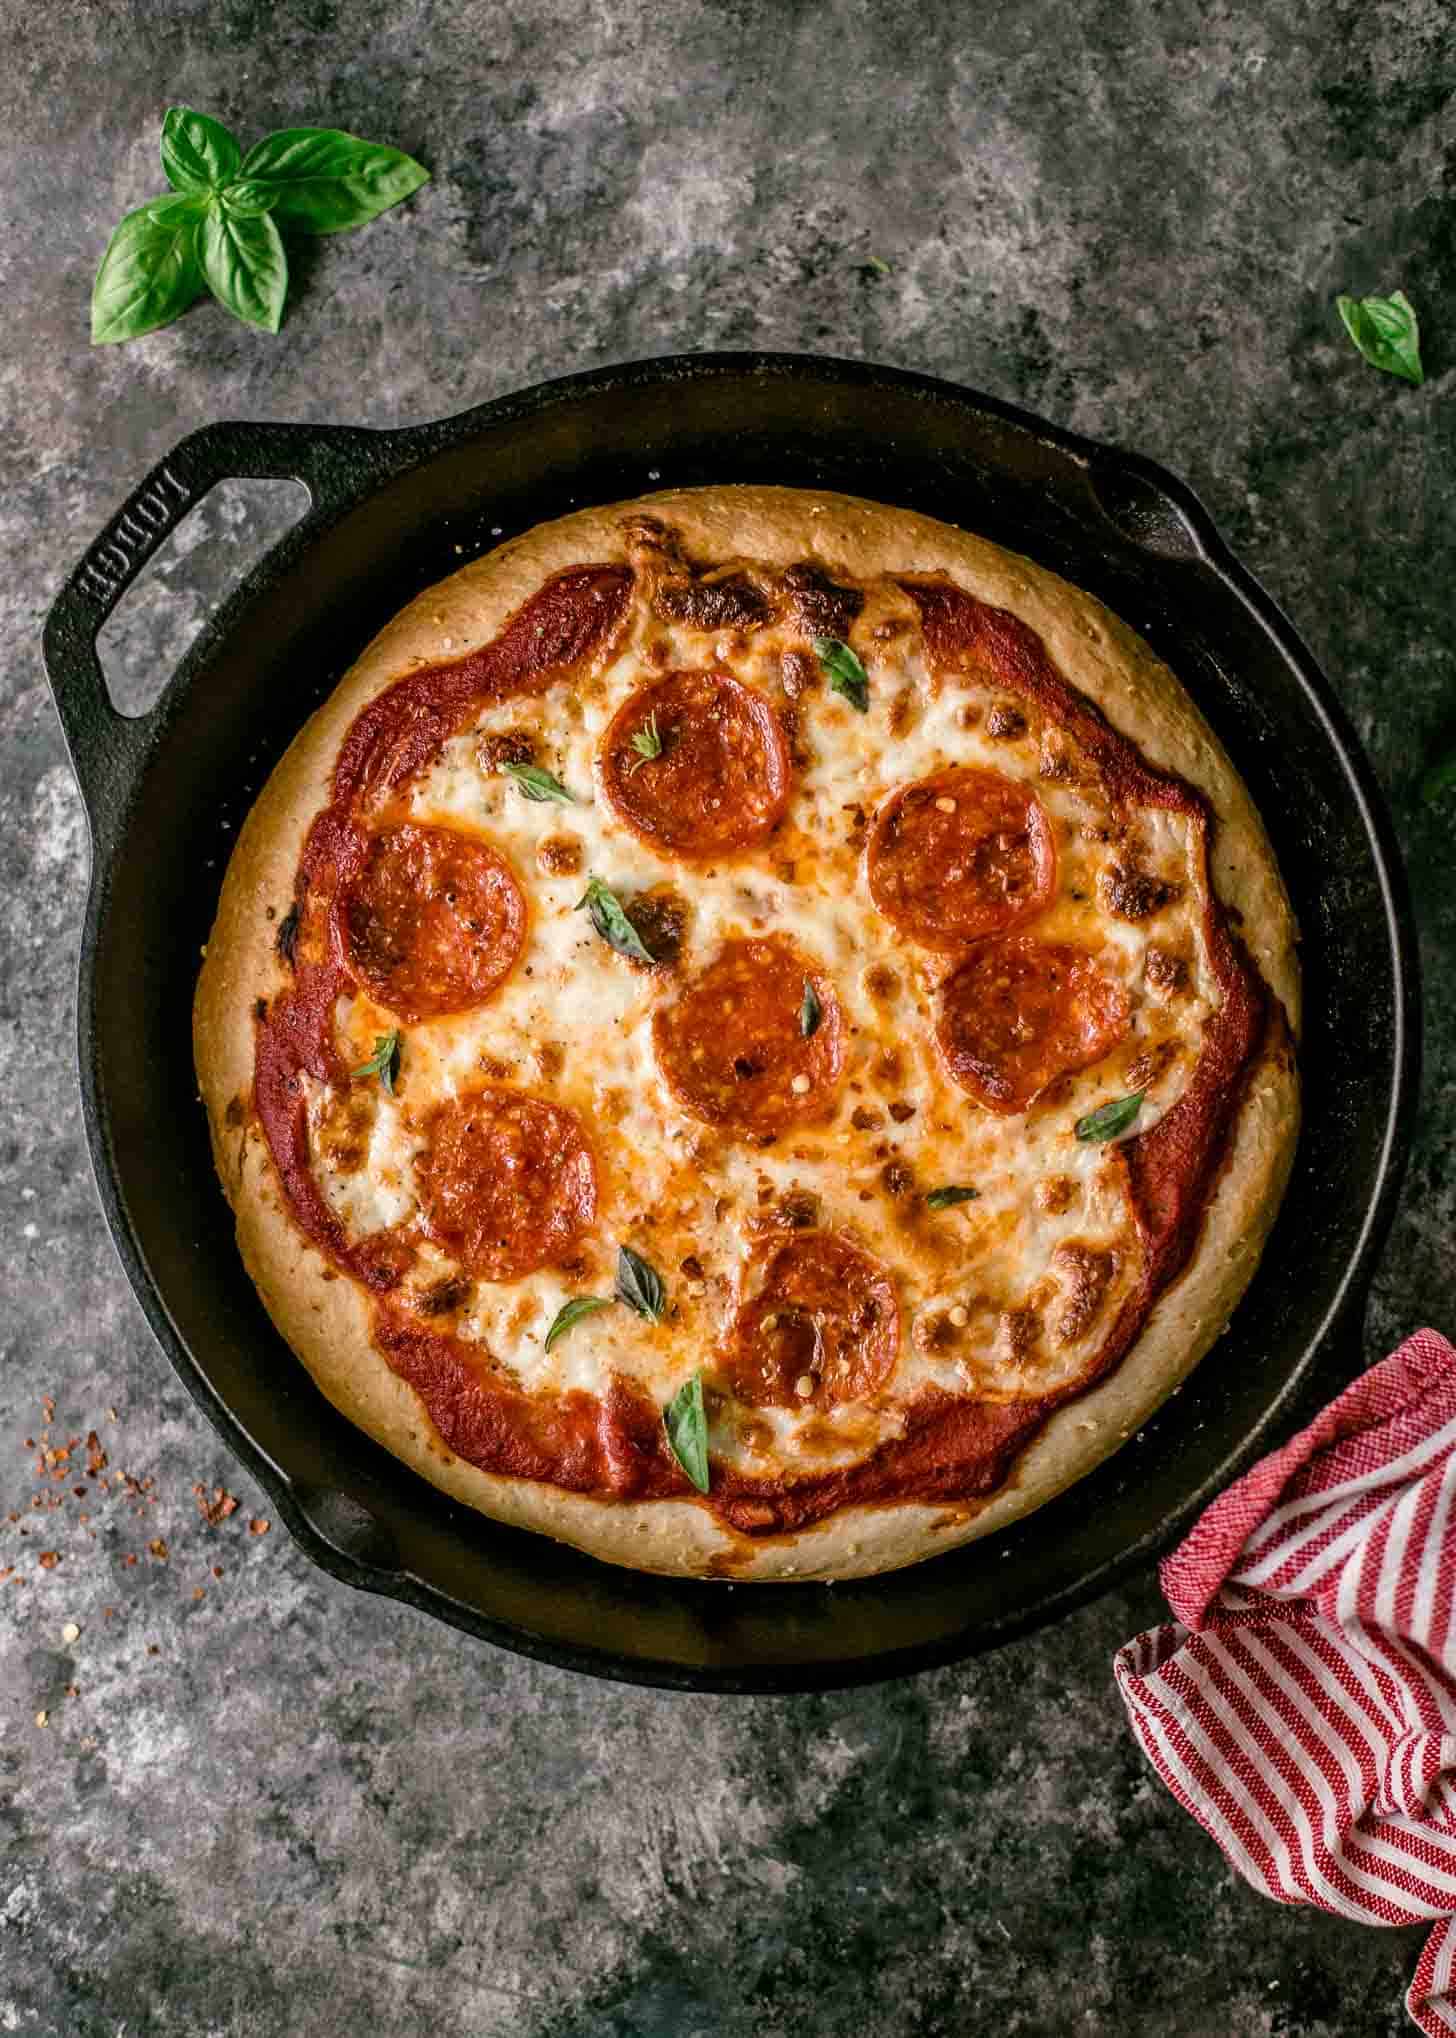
[[194, 488, 1299, 1580]]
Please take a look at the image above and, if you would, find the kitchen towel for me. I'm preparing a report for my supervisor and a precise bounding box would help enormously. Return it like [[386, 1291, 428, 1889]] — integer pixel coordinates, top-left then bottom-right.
[[1114, 1328, 1456, 2036]]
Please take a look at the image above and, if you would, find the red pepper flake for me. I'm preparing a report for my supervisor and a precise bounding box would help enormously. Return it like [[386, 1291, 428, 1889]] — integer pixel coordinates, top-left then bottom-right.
[[23, 1438, 35, 1450], [103, 1606, 116, 1618], [146, 1643, 160, 1657], [64, 1683, 79, 1699], [72, 1487, 87, 1500], [122, 1554, 137, 1568], [38, 1551, 60, 1570], [211, 1565, 224, 1579], [41, 1396, 55, 1422], [248, 1517, 271, 1537], [192, 1483, 239, 1526], [85, 1432, 108, 1476], [147, 1539, 169, 1561], [192, 1586, 206, 1601]]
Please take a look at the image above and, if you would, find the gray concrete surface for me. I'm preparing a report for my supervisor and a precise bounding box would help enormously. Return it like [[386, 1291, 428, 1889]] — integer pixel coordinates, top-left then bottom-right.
[[3, 3, 1453, 2032]]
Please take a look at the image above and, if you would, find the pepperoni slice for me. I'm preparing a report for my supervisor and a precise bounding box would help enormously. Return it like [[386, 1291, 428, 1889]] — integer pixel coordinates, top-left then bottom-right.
[[415, 1086, 596, 1281], [652, 935, 843, 1136], [866, 767, 1056, 950], [936, 937, 1129, 1114], [721, 1233, 899, 1409], [343, 822, 525, 1021], [600, 669, 791, 859]]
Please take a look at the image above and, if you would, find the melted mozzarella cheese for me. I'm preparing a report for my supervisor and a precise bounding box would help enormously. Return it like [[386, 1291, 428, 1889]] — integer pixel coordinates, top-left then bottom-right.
[[321, 584, 1223, 1475]]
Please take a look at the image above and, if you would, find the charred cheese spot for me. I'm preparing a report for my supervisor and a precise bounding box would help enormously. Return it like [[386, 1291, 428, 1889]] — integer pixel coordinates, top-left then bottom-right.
[[985, 702, 1027, 740], [780, 648, 818, 700], [537, 834, 583, 877], [997, 1305, 1042, 1365], [1100, 861, 1183, 922], [478, 729, 536, 770], [781, 560, 864, 640], [1052, 1243, 1117, 1348], [1035, 1174, 1076, 1216], [1144, 947, 1190, 999]]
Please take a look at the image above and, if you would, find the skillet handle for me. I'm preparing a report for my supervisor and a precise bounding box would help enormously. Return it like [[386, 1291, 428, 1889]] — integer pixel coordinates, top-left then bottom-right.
[[41, 419, 377, 846]]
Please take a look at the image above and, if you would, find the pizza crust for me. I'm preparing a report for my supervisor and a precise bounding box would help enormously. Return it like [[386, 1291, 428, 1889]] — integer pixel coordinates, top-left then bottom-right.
[[194, 486, 1300, 1582]]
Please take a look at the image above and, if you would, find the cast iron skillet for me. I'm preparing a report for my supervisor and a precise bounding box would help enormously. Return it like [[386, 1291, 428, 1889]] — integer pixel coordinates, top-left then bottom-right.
[[42, 353, 1418, 1693]]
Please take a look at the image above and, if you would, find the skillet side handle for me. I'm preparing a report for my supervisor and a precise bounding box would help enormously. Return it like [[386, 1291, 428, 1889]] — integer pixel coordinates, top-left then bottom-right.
[[41, 419, 376, 851]]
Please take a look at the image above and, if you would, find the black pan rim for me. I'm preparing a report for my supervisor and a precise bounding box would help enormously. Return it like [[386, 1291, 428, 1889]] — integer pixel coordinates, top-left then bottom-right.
[[50, 350, 1421, 1693]]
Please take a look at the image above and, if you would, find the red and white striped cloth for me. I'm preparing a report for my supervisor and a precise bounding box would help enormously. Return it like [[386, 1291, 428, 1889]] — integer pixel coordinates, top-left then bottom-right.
[[1114, 1328, 1456, 2036]]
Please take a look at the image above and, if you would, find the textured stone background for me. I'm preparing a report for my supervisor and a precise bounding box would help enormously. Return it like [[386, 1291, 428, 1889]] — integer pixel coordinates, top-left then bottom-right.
[[2, 3, 1453, 2033]]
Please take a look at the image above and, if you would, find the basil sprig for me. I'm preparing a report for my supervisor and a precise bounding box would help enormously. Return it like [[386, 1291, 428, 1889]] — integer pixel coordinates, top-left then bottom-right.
[[628, 711, 664, 775], [814, 637, 870, 713], [616, 1245, 667, 1324], [351, 1029, 402, 1095], [92, 106, 428, 344], [800, 979, 822, 1038], [1074, 1090, 1146, 1143], [502, 760, 576, 804], [664, 1372, 710, 1493], [576, 877, 656, 964], [1336, 290, 1424, 386], [543, 1295, 612, 1352], [925, 1185, 979, 1210]]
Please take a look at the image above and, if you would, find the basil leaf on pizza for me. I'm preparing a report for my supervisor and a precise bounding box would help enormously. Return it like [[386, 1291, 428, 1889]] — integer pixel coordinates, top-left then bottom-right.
[[502, 761, 576, 804], [351, 1030, 402, 1095], [628, 710, 664, 774], [616, 1246, 666, 1324], [543, 1295, 612, 1351], [576, 877, 656, 964], [800, 979, 822, 1038], [814, 636, 870, 712], [194, 487, 1298, 1582], [1075, 1090, 1145, 1143], [664, 1372, 711, 1493]]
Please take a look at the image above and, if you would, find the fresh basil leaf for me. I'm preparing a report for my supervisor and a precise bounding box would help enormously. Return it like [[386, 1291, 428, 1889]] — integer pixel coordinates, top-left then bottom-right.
[[628, 710, 664, 775], [91, 205, 204, 344], [814, 636, 870, 712], [502, 760, 576, 804], [663, 1372, 710, 1493], [351, 1029, 402, 1095], [925, 1185, 979, 1209], [543, 1295, 612, 1352], [144, 191, 212, 226], [616, 1245, 666, 1324], [1337, 289, 1424, 386], [239, 126, 430, 234], [199, 206, 288, 332], [576, 877, 656, 964], [161, 106, 241, 192], [1074, 1089, 1146, 1143], [219, 179, 281, 218], [800, 978, 822, 1038]]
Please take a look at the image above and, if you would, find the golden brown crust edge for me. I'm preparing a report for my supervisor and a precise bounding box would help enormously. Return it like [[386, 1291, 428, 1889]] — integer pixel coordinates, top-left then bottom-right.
[[194, 485, 1301, 1582]]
